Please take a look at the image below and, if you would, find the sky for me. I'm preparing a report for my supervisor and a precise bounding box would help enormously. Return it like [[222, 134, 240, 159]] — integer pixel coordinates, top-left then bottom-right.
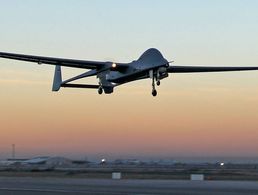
[[0, 0, 258, 161]]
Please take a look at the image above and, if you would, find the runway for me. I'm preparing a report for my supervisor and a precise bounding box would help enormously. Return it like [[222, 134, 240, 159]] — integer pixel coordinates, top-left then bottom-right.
[[0, 177, 258, 195]]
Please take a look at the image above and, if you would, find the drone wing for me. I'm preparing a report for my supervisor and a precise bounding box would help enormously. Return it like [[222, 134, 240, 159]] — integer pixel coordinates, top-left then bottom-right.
[[0, 52, 106, 69], [167, 66, 258, 73]]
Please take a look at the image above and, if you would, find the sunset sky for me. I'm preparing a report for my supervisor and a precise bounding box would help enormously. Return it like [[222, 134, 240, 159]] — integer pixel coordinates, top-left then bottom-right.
[[0, 0, 258, 161]]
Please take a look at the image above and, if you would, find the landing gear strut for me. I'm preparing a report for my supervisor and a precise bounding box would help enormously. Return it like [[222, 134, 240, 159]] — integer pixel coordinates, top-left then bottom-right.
[[152, 74, 157, 97], [156, 71, 161, 86]]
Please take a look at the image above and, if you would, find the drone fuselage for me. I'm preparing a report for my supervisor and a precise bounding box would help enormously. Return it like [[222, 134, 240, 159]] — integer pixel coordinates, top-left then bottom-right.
[[105, 48, 169, 84]]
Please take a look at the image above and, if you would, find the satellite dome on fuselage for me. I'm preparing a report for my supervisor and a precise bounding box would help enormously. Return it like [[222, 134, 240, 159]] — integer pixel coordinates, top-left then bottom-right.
[[138, 48, 167, 65]]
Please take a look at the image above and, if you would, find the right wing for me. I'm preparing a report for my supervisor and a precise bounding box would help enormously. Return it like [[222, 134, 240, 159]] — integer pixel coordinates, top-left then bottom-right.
[[0, 52, 106, 69], [167, 66, 258, 73]]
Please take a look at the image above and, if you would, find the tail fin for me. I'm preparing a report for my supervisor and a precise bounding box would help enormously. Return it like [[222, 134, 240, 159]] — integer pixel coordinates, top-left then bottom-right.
[[52, 65, 62, 91]]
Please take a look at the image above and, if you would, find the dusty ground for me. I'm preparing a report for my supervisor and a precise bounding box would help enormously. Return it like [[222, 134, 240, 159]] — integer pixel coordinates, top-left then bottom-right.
[[0, 169, 257, 180], [1, 177, 258, 195]]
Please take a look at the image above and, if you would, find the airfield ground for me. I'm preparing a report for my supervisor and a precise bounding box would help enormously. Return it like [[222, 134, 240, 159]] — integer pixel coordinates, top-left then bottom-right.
[[0, 170, 257, 180], [0, 165, 258, 195], [0, 166, 257, 180], [1, 162, 257, 194], [0, 177, 258, 195]]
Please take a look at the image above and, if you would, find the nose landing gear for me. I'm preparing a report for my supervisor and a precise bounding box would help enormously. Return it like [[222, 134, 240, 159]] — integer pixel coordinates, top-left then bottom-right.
[[151, 72, 158, 97], [152, 89, 157, 96], [150, 70, 160, 97]]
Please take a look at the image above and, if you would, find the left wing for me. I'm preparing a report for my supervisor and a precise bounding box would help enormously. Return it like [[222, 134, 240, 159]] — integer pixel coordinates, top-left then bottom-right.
[[0, 52, 106, 69], [167, 66, 258, 73]]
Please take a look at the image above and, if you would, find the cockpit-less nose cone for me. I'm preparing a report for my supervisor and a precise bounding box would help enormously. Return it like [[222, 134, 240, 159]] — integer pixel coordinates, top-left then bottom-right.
[[1, 48, 258, 96]]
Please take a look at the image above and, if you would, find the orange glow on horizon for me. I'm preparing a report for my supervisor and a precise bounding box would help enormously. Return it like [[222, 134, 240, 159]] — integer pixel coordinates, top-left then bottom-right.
[[1, 71, 258, 159]]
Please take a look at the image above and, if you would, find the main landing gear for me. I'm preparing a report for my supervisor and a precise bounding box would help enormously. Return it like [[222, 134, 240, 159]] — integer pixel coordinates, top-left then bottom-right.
[[97, 79, 114, 95], [98, 87, 103, 95], [98, 81, 103, 95]]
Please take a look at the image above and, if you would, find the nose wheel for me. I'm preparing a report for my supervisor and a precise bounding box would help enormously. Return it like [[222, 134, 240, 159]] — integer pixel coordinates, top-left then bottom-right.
[[152, 89, 157, 96]]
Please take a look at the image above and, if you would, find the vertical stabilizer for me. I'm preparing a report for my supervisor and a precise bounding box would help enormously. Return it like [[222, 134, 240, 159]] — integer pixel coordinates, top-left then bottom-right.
[[52, 65, 62, 91]]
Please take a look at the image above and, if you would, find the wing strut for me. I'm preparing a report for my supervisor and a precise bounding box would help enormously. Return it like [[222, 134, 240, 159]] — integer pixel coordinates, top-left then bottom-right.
[[52, 65, 62, 91]]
